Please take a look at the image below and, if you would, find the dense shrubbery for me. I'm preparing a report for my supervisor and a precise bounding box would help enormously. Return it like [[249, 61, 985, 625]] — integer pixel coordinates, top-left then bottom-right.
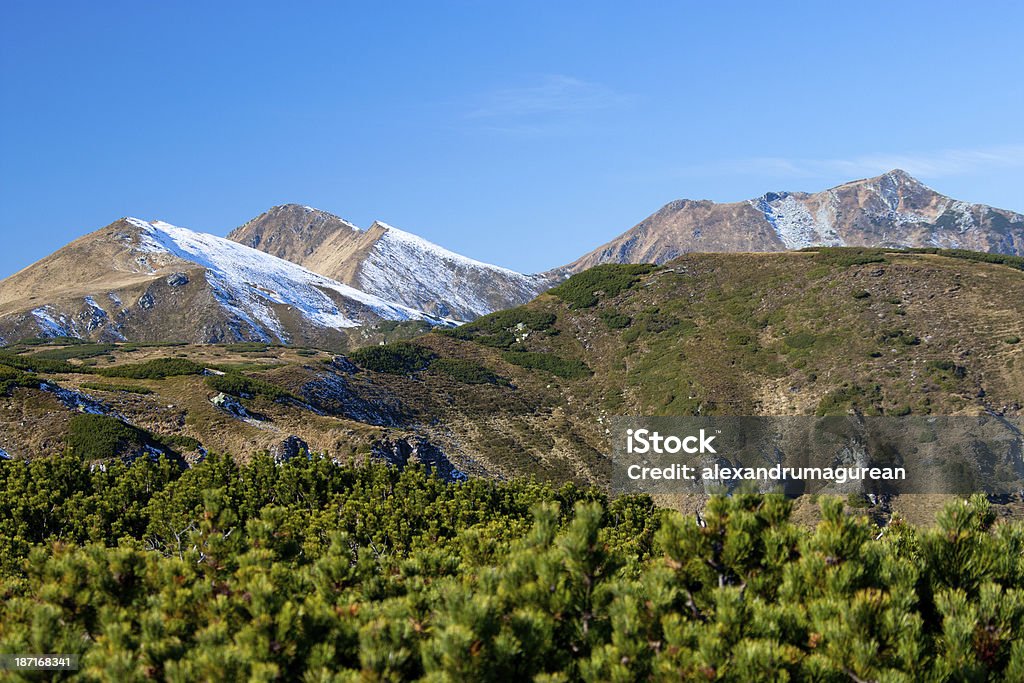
[[15, 336, 89, 347], [98, 357, 206, 379], [66, 414, 199, 462], [66, 414, 155, 460], [599, 310, 632, 329], [550, 264, 659, 308], [1, 454, 1023, 680], [0, 363, 40, 395], [221, 342, 276, 353], [442, 308, 558, 349], [802, 247, 889, 267], [502, 350, 593, 379], [0, 350, 81, 374], [205, 372, 294, 401], [348, 342, 437, 375]]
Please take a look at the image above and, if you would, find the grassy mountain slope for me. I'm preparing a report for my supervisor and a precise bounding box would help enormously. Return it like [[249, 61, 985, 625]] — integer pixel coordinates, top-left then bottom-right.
[[2, 250, 1022, 502]]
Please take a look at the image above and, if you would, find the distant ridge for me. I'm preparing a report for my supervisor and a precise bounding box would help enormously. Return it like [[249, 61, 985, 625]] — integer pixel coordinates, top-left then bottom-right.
[[560, 170, 1024, 273], [0, 217, 448, 346], [229, 205, 557, 321]]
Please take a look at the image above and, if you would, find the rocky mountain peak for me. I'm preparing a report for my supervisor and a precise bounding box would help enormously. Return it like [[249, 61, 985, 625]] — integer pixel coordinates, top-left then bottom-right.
[[561, 172, 1024, 272], [228, 204, 360, 262]]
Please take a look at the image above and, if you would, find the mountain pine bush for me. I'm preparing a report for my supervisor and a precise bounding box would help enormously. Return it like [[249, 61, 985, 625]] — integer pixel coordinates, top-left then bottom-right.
[[1, 453, 1024, 680]]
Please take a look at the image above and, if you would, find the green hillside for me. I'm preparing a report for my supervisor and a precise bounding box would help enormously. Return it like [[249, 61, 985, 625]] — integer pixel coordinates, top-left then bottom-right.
[[1, 248, 1022, 490]]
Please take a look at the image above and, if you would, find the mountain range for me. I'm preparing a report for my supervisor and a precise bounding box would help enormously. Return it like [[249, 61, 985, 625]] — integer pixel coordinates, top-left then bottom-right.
[[0, 217, 448, 348], [228, 204, 557, 321], [2, 248, 1022, 510], [566, 169, 1024, 271], [1, 170, 1022, 346]]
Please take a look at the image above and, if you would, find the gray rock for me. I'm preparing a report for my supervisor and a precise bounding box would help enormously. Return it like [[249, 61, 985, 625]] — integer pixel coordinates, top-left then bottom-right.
[[272, 436, 310, 464], [371, 436, 467, 482], [166, 272, 190, 287]]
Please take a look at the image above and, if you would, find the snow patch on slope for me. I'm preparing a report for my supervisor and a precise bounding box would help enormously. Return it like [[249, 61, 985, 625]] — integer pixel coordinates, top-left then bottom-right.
[[358, 222, 549, 320], [753, 194, 845, 249], [32, 307, 72, 337], [128, 218, 449, 340], [375, 222, 525, 277]]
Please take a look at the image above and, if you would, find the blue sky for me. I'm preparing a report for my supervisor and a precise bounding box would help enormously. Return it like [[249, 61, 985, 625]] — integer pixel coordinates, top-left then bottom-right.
[[1, 1, 1022, 278]]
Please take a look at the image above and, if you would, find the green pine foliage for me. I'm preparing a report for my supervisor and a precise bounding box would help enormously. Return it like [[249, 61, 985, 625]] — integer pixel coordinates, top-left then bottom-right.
[[348, 342, 437, 375], [441, 308, 558, 349], [2, 454, 1023, 680], [204, 372, 294, 401], [98, 357, 206, 379], [0, 350, 82, 374], [549, 264, 659, 309], [501, 351, 593, 379], [0, 363, 41, 395], [66, 414, 154, 461]]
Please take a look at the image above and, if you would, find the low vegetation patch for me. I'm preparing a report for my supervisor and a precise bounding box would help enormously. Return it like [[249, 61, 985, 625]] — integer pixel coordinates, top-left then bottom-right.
[[0, 363, 40, 395], [549, 264, 658, 308], [98, 358, 206, 380], [903, 247, 1024, 271], [501, 351, 592, 379], [599, 310, 632, 329], [119, 341, 188, 352], [205, 372, 294, 401], [66, 414, 153, 460], [442, 308, 558, 349], [80, 381, 155, 395], [816, 382, 883, 416], [348, 342, 437, 375], [430, 358, 505, 385], [784, 332, 818, 349], [31, 343, 115, 361], [151, 432, 202, 453], [0, 351, 82, 375], [15, 335, 89, 346], [806, 247, 888, 267], [878, 329, 920, 346]]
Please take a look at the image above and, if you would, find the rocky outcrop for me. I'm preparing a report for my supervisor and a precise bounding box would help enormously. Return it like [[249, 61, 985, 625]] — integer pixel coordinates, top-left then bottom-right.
[[371, 436, 467, 482], [272, 435, 310, 464], [299, 368, 406, 427]]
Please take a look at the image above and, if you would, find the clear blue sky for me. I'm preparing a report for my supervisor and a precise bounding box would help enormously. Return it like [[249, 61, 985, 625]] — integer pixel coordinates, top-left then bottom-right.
[[2, 1, 1022, 278]]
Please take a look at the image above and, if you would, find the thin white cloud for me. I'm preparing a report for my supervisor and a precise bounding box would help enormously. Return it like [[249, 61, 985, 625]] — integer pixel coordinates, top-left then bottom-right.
[[690, 144, 1024, 179], [465, 75, 631, 133]]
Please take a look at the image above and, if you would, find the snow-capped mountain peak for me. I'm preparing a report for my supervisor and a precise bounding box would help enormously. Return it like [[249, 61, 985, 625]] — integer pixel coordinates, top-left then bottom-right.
[[230, 210, 559, 322], [0, 215, 453, 347], [128, 217, 449, 337]]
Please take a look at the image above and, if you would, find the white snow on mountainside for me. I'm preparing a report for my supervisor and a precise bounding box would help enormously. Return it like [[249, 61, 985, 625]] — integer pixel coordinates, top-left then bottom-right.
[[357, 221, 553, 320], [128, 218, 450, 336]]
